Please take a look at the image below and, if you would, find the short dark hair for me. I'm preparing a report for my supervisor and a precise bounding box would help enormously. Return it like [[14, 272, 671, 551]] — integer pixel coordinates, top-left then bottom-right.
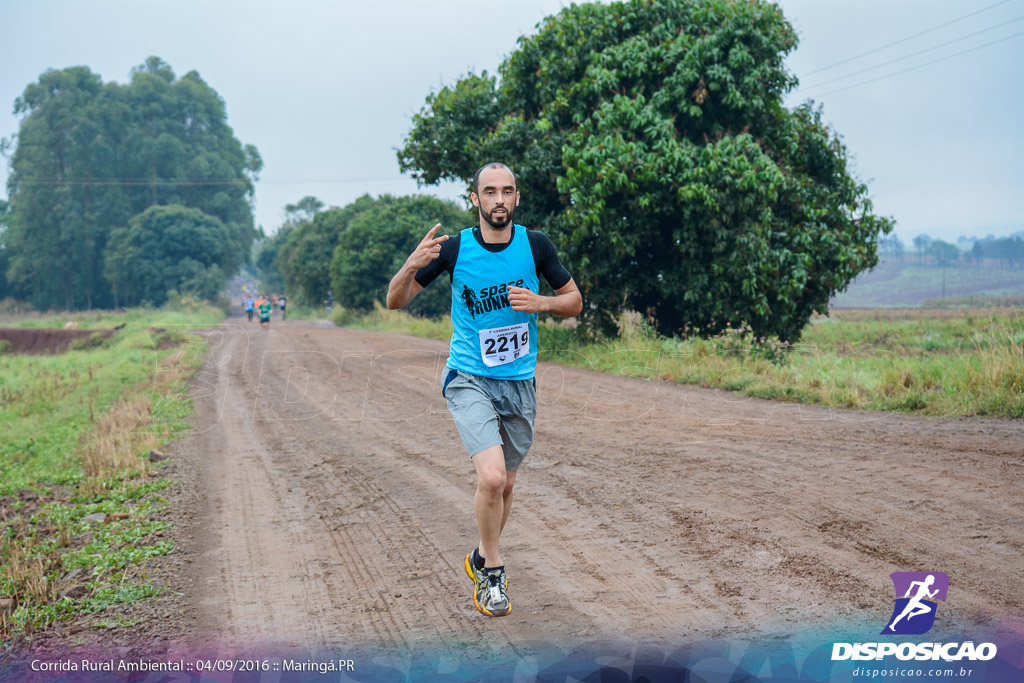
[[473, 162, 517, 194]]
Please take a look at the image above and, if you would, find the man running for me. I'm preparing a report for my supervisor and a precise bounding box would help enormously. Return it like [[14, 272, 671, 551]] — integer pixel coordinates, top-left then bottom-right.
[[278, 294, 287, 321], [258, 296, 272, 331], [245, 296, 255, 323], [387, 162, 582, 617]]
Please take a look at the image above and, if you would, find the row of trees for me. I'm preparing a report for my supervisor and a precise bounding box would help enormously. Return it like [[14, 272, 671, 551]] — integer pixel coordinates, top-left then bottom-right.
[[878, 233, 1024, 267], [0, 57, 261, 310], [260, 194, 472, 317]]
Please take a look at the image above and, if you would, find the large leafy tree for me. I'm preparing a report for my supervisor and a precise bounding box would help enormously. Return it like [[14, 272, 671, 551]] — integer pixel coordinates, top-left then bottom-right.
[[3, 57, 260, 310], [927, 240, 960, 266], [119, 57, 261, 274], [330, 195, 473, 317], [398, 0, 892, 339], [255, 226, 291, 293], [103, 205, 230, 306]]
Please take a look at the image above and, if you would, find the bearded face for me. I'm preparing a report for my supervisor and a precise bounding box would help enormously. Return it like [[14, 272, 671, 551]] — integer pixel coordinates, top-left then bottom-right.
[[473, 166, 520, 232]]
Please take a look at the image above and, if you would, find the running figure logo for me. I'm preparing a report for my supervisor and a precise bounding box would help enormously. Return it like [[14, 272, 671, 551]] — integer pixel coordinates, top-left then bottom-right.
[[462, 285, 480, 320], [881, 571, 949, 635]]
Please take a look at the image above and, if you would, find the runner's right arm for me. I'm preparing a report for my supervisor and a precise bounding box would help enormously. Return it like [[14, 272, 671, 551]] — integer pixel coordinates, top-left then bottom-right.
[[387, 224, 450, 310]]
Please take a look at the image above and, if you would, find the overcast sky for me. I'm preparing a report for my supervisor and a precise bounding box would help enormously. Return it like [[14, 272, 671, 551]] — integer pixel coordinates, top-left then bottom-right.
[[2, 0, 1022, 246]]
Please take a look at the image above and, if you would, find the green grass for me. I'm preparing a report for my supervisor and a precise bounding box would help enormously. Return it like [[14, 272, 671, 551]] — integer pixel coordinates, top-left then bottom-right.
[[333, 307, 1024, 419], [337, 303, 453, 342], [280, 303, 335, 322], [1, 309, 217, 495], [0, 305, 222, 645]]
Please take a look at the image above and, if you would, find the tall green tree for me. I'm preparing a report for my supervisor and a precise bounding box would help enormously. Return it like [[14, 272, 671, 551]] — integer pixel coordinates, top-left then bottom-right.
[[284, 196, 325, 223], [330, 195, 473, 317], [913, 234, 933, 262], [119, 57, 261, 277], [399, 0, 892, 339], [103, 205, 230, 306], [255, 226, 293, 293], [927, 240, 960, 266], [3, 66, 121, 309], [0, 200, 21, 301], [969, 240, 984, 265]]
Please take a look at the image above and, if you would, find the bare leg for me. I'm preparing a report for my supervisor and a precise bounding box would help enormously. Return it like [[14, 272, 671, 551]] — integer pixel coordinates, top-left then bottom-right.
[[500, 469, 517, 535], [473, 445, 507, 568], [890, 605, 913, 629]]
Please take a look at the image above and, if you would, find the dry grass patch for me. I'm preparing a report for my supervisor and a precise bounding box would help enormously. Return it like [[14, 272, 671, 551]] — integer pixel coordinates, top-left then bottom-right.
[[81, 396, 159, 481]]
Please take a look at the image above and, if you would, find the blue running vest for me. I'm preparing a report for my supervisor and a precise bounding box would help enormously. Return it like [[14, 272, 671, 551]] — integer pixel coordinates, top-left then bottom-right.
[[448, 225, 540, 380]]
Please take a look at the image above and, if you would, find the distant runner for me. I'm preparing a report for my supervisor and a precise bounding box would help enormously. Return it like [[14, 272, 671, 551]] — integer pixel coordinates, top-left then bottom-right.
[[245, 297, 255, 323], [386, 162, 582, 617], [278, 295, 287, 321], [258, 296, 272, 331]]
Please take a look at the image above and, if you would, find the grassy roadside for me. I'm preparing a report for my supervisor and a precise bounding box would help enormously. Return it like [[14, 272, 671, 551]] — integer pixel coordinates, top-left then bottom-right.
[[337, 304, 453, 343], [0, 303, 222, 647], [338, 305, 1024, 418], [279, 303, 334, 322]]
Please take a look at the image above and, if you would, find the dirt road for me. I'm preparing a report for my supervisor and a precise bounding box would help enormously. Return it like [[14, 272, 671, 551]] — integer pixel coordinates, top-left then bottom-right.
[[160, 318, 1022, 657]]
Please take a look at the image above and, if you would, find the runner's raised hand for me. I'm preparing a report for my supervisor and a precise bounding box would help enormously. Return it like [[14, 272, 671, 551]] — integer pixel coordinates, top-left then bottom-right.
[[405, 224, 449, 270]]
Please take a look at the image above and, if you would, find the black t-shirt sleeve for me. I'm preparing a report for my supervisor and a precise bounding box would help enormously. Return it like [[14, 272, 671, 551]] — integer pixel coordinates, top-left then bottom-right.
[[527, 230, 572, 290], [413, 232, 460, 288]]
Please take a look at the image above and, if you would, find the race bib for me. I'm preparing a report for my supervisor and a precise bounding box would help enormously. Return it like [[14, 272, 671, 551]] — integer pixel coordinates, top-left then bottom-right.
[[478, 323, 530, 367]]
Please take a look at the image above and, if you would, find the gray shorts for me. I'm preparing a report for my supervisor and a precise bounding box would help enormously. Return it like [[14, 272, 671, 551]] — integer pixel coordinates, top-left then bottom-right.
[[441, 369, 537, 471]]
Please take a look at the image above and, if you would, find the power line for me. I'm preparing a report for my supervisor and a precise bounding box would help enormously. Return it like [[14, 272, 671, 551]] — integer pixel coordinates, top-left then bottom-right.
[[809, 30, 1024, 98], [798, 14, 1024, 92], [16, 176, 408, 186], [801, 0, 1013, 77], [17, 179, 249, 186]]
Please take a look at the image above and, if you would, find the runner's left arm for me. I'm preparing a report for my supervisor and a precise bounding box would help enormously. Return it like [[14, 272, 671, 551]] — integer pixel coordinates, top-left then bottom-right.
[[508, 230, 582, 317], [508, 279, 582, 317]]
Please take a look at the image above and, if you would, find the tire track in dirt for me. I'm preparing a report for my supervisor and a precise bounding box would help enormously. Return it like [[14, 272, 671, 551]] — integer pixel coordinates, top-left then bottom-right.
[[190, 336, 338, 647], [202, 331, 471, 650]]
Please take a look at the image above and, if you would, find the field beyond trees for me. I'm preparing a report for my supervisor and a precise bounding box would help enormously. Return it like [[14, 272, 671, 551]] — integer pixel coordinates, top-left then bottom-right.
[[832, 258, 1024, 308]]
